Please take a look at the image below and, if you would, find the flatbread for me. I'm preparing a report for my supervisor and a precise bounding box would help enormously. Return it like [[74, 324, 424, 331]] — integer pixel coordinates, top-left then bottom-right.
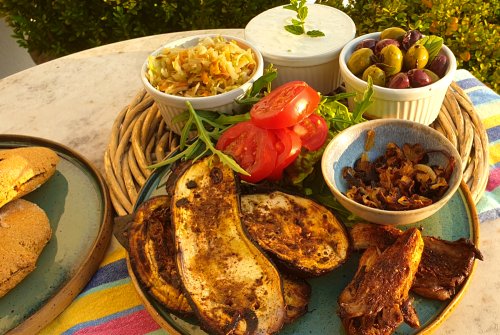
[[0, 199, 52, 298], [0, 146, 59, 208]]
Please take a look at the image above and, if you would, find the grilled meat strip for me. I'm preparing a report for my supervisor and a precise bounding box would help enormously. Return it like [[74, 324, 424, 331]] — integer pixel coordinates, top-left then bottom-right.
[[350, 223, 483, 300], [338, 228, 424, 335]]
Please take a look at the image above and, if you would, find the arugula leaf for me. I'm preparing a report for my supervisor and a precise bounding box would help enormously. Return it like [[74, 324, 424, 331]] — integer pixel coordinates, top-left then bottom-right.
[[352, 76, 374, 123], [237, 65, 277, 105], [148, 101, 249, 175]]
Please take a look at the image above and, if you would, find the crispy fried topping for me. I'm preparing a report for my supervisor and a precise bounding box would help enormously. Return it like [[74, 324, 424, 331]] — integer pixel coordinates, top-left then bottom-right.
[[343, 142, 454, 210]]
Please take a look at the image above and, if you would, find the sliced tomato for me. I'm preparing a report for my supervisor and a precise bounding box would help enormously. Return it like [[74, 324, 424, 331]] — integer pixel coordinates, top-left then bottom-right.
[[267, 128, 302, 180], [291, 113, 329, 151], [250, 81, 321, 129], [216, 121, 277, 183]]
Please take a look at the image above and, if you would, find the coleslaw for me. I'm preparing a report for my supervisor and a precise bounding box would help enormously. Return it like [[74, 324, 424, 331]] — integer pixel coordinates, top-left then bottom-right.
[[146, 36, 258, 97]]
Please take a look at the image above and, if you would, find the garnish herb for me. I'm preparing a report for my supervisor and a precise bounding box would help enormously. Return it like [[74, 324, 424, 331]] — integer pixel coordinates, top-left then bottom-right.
[[283, 0, 325, 37], [148, 101, 249, 175], [237, 65, 277, 105], [416, 35, 443, 62]]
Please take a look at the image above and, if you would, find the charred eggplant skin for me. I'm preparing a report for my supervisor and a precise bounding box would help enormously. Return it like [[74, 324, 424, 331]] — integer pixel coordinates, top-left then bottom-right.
[[128, 195, 193, 315], [171, 156, 286, 335]]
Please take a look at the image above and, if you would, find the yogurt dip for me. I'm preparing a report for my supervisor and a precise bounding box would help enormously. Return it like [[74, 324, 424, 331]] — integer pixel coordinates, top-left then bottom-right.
[[244, 4, 356, 93], [245, 4, 356, 67]]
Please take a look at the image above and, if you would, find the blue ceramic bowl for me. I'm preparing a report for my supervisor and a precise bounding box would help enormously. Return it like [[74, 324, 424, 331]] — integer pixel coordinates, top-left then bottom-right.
[[321, 118, 463, 225]]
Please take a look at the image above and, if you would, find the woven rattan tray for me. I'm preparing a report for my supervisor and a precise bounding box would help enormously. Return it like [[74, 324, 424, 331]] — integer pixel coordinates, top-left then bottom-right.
[[105, 82, 489, 216]]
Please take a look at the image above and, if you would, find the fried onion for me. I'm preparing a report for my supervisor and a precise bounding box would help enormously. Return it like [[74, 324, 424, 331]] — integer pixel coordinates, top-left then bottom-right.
[[342, 142, 454, 210]]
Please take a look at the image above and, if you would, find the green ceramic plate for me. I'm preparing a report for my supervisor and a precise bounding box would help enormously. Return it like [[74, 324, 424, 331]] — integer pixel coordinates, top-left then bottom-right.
[[131, 163, 480, 335], [0, 135, 113, 335]]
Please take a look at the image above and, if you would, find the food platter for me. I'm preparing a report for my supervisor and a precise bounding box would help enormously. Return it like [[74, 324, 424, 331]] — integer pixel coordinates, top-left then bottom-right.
[[127, 161, 480, 335], [0, 135, 113, 335]]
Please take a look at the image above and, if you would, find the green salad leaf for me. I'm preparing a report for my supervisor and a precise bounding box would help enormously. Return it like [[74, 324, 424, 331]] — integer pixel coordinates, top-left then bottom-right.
[[284, 78, 374, 222], [148, 101, 248, 175], [237, 65, 277, 105], [416, 35, 444, 62]]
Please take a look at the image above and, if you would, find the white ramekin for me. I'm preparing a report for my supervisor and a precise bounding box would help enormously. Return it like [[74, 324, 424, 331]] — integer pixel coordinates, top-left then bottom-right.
[[141, 34, 264, 134], [244, 4, 355, 94], [339, 32, 457, 126]]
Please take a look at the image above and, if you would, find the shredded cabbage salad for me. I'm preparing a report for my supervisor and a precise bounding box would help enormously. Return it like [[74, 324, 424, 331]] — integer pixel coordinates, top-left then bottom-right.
[[146, 36, 258, 97]]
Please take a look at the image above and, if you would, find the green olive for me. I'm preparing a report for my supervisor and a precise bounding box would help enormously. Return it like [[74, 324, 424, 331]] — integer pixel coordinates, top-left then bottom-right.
[[380, 27, 407, 41], [347, 48, 374, 76], [404, 44, 429, 70], [362, 65, 386, 86], [422, 69, 440, 83], [379, 44, 403, 76]]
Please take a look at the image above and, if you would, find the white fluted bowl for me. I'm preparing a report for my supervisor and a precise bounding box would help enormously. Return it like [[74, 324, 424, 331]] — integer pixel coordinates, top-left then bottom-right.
[[339, 32, 457, 125], [141, 34, 264, 134]]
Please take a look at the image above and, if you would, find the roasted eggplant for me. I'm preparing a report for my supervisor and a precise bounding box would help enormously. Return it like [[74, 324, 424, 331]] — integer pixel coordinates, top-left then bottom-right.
[[171, 157, 286, 335], [281, 274, 311, 325], [241, 191, 350, 277], [338, 228, 424, 335], [128, 195, 192, 315]]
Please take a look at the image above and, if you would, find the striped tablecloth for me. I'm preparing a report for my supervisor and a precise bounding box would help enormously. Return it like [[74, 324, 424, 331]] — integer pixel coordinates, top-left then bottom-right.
[[40, 69, 500, 335]]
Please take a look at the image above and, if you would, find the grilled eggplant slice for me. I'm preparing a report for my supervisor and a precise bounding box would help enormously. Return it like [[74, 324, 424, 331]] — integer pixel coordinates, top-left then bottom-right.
[[171, 157, 286, 335], [241, 191, 350, 277], [128, 195, 192, 315], [282, 274, 311, 325]]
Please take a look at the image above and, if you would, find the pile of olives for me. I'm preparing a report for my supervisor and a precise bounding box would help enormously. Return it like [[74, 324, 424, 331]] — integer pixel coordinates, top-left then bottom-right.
[[347, 27, 449, 89]]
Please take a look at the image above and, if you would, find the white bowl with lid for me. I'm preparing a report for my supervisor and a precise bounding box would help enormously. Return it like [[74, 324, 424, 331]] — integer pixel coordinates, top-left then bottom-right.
[[244, 4, 356, 94]]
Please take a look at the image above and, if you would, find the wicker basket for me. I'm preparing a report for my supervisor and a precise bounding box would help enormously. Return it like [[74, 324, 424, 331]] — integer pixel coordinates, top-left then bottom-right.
[[105, 82, 489, 216]]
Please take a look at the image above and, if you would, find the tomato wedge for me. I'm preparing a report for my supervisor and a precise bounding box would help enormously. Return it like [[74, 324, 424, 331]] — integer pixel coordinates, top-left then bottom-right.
[[291, 113, 329, 151], [267, 128, 302, 180], [250, 81, 321, 129], [216, 121, 277, 183]]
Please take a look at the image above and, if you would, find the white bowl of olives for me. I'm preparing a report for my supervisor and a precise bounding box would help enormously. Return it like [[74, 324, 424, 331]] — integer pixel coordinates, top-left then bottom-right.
[[339, 28, 457, 126]]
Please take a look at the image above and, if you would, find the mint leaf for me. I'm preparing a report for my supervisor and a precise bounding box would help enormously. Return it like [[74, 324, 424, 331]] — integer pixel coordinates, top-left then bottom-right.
[[307, 30, 325, 37], [285, 24, 304, 35], [283, 0, 324, 37], [298, 6, 308, 21]]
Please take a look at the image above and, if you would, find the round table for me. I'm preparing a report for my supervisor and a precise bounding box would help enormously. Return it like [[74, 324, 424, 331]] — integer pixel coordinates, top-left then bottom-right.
[[0, 29, 498, 335]]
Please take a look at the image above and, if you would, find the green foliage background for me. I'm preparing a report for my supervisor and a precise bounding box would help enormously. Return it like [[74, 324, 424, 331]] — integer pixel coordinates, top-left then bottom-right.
[[1, 0, 498, 91]]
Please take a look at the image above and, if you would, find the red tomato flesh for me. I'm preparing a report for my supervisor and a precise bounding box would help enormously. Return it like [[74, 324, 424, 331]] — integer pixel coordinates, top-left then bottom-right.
[[267, 128, 302, 180], [216, 121, 277, 183], [250, 81, 320, 129], [292, 113, 329, 151]]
